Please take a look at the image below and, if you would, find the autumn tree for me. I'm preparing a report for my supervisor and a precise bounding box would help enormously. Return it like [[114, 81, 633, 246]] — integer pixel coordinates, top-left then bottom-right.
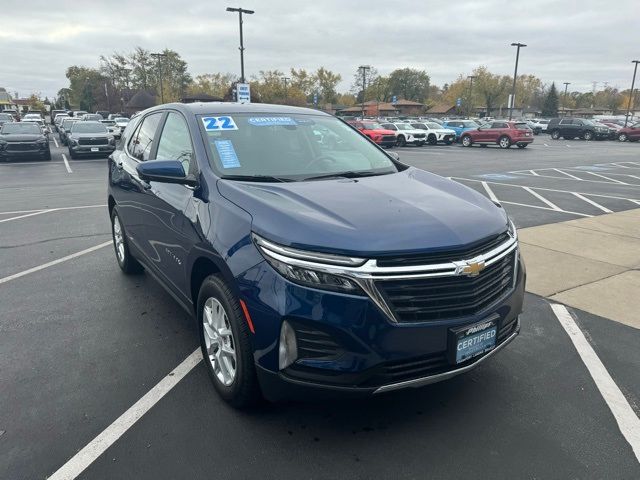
[[188, 73, 237, 98], [315, 67, 341, 104]]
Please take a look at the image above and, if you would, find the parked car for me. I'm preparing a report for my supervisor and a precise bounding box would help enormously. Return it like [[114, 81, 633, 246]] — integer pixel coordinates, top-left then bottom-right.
[[67, 121, 116, 158], [547, 118, 609, 141], [379, 122, 426, 146], [53, 113, 70, 131], [523, 120, 541, 135], [410, 122, 456, 145], [440, 120, 478, 140], [113, 117, 129, 133], [101, 119, 122, 139], [21, 116, 50, 136], [2, 109, 20, 121], [96, 110, 110, 120], [50, 109, 67, 124], [81, 113, 105, 122], [531, 119, 549, 132], [0, 121, 51, 161], [71, 110, 88, 118], [348, 121, 397, 148], [0, 112, 14, 127], [460, 121, 534, 149], [617, 122, 640, 142], [107, 103, 524, 407], [59, 118, 79, 145]]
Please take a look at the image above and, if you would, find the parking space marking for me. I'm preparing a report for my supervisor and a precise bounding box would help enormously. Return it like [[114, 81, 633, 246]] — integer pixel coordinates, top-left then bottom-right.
[[509, 171, 624, 185], [53, 136, 59, 148], [61, 153, 73, 174], [586, 171, 629, 185], [0, 209, 54, 224], [481, 181, 499, 202], [528, 170, 540, 176], [0, 241, 111, 286], [0, 204, 106, 216], [522, 186, 561, 211], [499, 200, 592, 217], [551, 304, 640, 463], [571, 193, 613, 213], [552, 168, 582, 180], [48, 348, 203, 480]]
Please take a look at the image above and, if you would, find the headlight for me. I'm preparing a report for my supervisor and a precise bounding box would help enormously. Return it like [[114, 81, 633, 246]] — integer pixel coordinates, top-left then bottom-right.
[[508, 219, 518, 240], [253, 233, 365, 294], [36, 138, 47, 144], [68, 138, 78, 145]]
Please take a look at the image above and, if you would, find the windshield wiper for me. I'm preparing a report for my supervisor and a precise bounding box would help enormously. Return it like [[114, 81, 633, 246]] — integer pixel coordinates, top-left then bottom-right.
[[220, 174, 295, 183], [302, 170, 392, 181]]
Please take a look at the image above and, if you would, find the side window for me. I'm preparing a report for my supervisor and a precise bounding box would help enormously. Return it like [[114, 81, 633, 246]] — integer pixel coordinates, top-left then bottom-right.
[[155, 112, 194, 174], [491, 122, 508, 129], [560, 119, 573, 125], [128, 112, 163, 161]]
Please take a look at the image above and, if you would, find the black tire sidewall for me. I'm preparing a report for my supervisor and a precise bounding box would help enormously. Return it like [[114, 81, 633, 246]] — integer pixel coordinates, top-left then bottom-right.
[[110, 207, 142, 274]]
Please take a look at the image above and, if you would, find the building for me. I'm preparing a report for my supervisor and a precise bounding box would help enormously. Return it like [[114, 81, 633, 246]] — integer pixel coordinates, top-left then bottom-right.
[[426, 104, 458, 117], [0, 87, 15, 110]]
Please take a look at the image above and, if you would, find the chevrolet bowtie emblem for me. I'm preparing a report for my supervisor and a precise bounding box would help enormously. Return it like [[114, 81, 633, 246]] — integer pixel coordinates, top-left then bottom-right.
[[456, 260, 486, 277]]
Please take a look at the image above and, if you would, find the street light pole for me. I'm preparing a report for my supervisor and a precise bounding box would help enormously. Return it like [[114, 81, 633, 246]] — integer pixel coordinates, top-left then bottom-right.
[[467, 75, 476, 117], [563, 82, 570, 116], [624, 60, 640, 127], [151, 52, 167, 104], [358, 65, 370, 119], [226, 7, 255, 83], [508, 42, 527, 121], [281, 76, 290, 103]]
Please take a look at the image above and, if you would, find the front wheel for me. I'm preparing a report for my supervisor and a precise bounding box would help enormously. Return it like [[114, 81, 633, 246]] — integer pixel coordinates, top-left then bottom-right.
[[550, 130, 560, 140], [461, 135, 473, 147], [427, 134, 437, 145], [499, 136, 511, 149], [111, 207, 143, 274], [43, 150, 51, 161], [618, 133, 628, 142], [198, 275, 261, 408], [584, 131, 594, 141], [396, 136, 406, 147]]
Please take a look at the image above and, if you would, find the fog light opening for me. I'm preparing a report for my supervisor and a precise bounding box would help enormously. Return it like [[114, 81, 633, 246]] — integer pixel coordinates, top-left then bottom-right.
[[278, 320, 298, 370]]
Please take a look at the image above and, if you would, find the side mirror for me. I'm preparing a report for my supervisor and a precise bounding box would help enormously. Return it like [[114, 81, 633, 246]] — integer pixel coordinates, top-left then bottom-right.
[[387, 151, 400, 161], [136, 160, 198, 187]]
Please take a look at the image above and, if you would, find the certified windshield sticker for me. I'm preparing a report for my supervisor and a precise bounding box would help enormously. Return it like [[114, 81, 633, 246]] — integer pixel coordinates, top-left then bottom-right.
[[214, 140, 241, 169], [202, 116, 238, 131], [248, 117, 297, 127]]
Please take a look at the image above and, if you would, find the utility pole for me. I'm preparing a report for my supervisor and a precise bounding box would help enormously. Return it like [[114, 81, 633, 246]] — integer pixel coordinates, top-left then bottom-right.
[[467, 75, 476, 117], [281, 76, 290, 103], [624, 60, 640, 127], [563, 82, 570, 117], [508, 42, 526, 120], [226, 7, 255, 83], [358, 65, 370, 119], [151, 52, 167, 104]]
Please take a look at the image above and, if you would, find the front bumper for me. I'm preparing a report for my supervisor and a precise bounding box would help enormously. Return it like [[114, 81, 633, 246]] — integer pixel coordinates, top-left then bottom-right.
[[0, 146, 49, 160], [69, 144, 116, 155]]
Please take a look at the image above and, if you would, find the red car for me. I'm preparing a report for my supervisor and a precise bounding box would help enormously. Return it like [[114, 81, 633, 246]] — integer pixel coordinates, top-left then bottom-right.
[[617, 122, 640, 142], [349, 121, 397, 148], [460, 121, 534, 149]]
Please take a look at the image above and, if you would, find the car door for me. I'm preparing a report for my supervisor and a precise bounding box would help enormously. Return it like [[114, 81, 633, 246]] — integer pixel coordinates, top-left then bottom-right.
[[572, 119, 585, 138], [630, 123, 640, 140], [490, 121, 509, 142], [137, 110, 202, 299], [558, 119, 572, 137]]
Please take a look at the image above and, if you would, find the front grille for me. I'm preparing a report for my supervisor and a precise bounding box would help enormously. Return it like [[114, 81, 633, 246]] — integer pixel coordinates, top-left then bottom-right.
[[295, 326, 343, 359], [363, 316, 518, 386], [413, 133, 426, 138], [7, 143, 37, 151], [381, 135, 395, 142], [377, 251, 516, 323], [376, 232, 510, 267], [78, 138, 108, 146]]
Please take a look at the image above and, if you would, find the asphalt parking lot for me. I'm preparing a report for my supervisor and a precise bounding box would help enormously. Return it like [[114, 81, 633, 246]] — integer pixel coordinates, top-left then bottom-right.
[[1, 135, 639, 479]]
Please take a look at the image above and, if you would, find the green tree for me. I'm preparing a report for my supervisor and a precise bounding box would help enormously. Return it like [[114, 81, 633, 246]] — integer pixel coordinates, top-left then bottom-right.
[[542, 82, 559, 117], [290, 68, 316, 98], [387, 68, 430, 102], [314, 67, 341, 104], [473, 66, 511, 115], [188, 73, 237, 98]]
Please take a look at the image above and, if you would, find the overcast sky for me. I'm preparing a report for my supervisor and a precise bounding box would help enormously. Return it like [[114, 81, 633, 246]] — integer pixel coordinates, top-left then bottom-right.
[[1, 0, 639, 100]]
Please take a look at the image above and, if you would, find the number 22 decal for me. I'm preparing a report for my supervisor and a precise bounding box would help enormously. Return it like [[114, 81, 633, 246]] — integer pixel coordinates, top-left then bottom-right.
[[202, 116, 238, 131]]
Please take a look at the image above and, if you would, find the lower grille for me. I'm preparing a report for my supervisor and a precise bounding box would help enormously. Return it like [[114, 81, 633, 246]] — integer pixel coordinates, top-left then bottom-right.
[[413, 133, 426, 139], [377, 251, 516, 323], [79, 138, 108, 146], [295, 325, 343, 359], [7, 143, 37, 151], [381, 135, 395, 142]]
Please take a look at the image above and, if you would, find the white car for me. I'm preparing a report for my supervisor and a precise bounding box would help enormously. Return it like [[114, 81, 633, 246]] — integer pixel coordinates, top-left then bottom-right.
[[113, 117, 129, 132], [410, 122, 457, 145], [531, 119, 549, 132], [380, 122, 426, 147], [101, 120, 122, 138]]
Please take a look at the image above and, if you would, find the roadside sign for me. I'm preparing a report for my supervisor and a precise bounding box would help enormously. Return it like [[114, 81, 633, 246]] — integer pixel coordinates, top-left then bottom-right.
[[456, 97, 462, 107], [237, 83, 251, 103], [392, 95, 397, 103], [508, 94, 514, 108], [313, 92, 318, 106]]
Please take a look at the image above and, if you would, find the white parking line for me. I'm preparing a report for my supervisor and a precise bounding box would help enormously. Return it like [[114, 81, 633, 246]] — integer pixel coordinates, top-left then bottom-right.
[[0, 204, 106, 216], [48, 348, 203, 480], [0, 209, 54, 224], [509, 171, 622, 185], [61, 153, 73, 174], [499, 201, 592, 217], [586, 172, 628, 185], [571, 193, 613, 213], [481, 181, 499, 203], [0, 242, 111, 286], [552, 169, 582, 180], [550, 304, 640, 463], [53, 136, 59, 148], [528, 170, 540, 176], [522, 186, 561, 211]]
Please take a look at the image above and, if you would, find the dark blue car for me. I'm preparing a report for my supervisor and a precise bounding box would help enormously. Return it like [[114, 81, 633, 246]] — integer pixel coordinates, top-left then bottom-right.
[[108, 103, 525, 407]]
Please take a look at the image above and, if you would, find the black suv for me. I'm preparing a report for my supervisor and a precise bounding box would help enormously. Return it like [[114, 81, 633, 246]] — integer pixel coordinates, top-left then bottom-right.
[[547, 118, 610, 141]]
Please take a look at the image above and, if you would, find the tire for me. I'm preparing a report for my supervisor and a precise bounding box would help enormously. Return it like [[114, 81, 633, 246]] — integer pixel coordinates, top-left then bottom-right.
[[550, 130, 560, 140], [461, 135, 473, 147], [43, 150, 51, 161], [618, 133, 628, 142], [416, 141, 425, 147], [68, 149, 76, 159], [427, 134, 437, 145], [444, 138, 453, 145], [498, 136, 511, 149], [584, 131, 593, 141], [198, 275, 261, 408], [111, 207, 143, 274], [396, 135, 406, 147], [517, 144, 527, 149]]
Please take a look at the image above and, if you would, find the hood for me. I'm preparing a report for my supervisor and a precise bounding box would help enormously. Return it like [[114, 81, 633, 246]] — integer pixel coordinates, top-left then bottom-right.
[[0, 133, 45, 142], [217, 168, 508, 257], [367, 129, 396, 135], [398, 129, 425, 135]]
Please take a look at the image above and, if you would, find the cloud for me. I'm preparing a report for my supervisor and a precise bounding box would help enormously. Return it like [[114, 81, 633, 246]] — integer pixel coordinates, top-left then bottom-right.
[[0, 0, 637, 98]]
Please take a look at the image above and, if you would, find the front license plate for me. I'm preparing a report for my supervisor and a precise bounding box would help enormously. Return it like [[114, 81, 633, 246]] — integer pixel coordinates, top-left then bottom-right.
[[449, 318, 497, 364], [91, 147, 99, 152]]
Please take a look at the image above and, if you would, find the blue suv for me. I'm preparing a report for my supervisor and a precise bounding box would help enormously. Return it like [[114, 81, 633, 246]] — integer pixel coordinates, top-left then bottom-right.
[[108, 103, 525, 407]]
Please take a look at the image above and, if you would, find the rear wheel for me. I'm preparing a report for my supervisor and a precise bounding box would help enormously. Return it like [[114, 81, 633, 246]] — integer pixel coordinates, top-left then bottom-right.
[[499, 136, 511, 149], [550, 130, 560, 140], [198, 275, 261, 408], [618, 133, 628, 142], [111, 207, 143, 274], [396, 135, 406, 147], [461, 135, 473, 147], [584, 131, 594, 141]]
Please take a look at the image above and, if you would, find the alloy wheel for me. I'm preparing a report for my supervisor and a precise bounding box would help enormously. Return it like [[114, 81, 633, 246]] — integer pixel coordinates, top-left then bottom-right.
[[203, 297, 237, 386], [112, 215, 125, 264], [619, 133, 627, 142], [499, 136, 510, 148]]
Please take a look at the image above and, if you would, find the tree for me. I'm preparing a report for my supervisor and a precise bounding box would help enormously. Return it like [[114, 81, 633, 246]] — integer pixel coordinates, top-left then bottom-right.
[[351, 66, 379, 102], [314, 67, 341, 104], [290, 68, 316, 98], [65, 66, 108, 111], [188, 73, 237, 98], [473, 66, 511, 115], [128, 47, 155, 91], [387, 68, 430, 102], [542, 82, 559, 117]]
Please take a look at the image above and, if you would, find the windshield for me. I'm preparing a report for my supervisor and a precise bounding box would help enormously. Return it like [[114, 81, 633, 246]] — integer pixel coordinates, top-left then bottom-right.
[[62, 119, 78, 128], [101, 120, 116, 126], [396, 124, 413, 131], [0, 114, 13, 121], [426, 122, 441, 129], [461, 121, 477, 128], [515, 123, 530, 130], [114, 117, 128, 123], [362, 122, 384, 130], [1, 123, 41, 134], [199, 113, 399, 181], [71, 122, 107, 133]]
